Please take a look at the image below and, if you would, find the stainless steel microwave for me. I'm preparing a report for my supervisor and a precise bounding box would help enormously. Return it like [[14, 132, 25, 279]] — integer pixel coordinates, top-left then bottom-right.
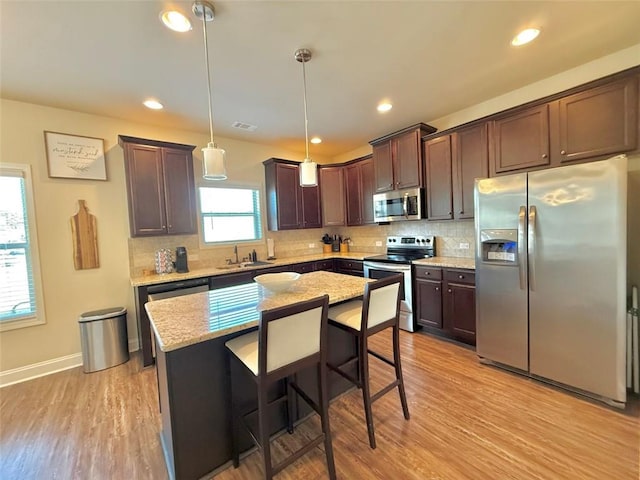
[[373, 187, 424, 222]]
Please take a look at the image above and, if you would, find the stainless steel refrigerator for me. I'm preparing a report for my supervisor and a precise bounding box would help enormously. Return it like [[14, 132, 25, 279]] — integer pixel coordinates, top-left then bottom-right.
[[474, 155, 627, 407]]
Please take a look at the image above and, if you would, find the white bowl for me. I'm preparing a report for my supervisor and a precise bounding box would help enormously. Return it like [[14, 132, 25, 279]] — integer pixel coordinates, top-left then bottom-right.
[[254, 272, 300, 293]]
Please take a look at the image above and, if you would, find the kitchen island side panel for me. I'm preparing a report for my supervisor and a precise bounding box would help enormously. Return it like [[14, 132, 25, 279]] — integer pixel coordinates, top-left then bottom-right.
[[157, 326, 356, 480]]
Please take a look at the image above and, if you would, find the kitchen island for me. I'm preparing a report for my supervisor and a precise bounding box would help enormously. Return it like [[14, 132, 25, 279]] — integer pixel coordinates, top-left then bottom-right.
[[145, 271, 370, 480]]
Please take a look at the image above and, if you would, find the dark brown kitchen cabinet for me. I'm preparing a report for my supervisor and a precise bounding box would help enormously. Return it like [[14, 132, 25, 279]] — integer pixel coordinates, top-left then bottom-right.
[[443, 269, 476, 345], [414, 266, 443, 329], [119, 135, 197, 237], [319, 166, 345, 226], [490, 104, 551, 175], [370, 123, 437, 193], [414, 265, 476, 345], [333, 259, 363, 277], [552, 76, 638, 164], [263, 158, 321, 231], [423, 122, 488, 221], [489, 69, 639, 176], [314, 259, 335, 271], [424, 135, 454, 220], [452, 123, 489, 219], [345, 155, 375, 226]]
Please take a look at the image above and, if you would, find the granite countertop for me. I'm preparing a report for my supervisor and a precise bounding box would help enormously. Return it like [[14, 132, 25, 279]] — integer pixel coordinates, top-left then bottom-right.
[[412, 256, 475, 270], [145, 271, 372, 352], [131, 251, 376, 287]]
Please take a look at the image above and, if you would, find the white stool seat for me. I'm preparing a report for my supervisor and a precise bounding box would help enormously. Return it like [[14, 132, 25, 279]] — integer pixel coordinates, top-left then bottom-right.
[[225, 331, 259, 375], [328, 300, 363, 331]]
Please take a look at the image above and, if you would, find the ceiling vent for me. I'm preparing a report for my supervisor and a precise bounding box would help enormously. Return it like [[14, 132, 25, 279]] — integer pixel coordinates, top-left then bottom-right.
[[231, 121, 258, 132]]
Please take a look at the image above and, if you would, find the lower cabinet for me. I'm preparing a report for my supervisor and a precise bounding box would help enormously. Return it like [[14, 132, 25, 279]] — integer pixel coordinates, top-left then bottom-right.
[[414, 266, 476, 345], [333, 259, 363, 277]]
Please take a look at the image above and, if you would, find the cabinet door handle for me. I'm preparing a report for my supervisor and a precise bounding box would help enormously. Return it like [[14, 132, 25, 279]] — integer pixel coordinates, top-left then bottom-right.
[[459, 210, 463, 214], [425, 271, 430, 275], [458, 274, 464, 279], [541, 153, 548, 159], [560, 150, 566, 155], [162, 225, 166, 229], [448, 289, 452, 293], [435, 287, 439, 291]]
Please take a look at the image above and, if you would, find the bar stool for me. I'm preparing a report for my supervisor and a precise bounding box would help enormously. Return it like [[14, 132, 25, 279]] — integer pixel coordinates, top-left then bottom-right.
[[327, 274, 409, 449], [225, 295, 336, 480]]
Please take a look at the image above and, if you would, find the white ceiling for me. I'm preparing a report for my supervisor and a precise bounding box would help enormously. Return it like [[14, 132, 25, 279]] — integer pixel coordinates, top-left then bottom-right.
[[2, 1, 640, 157]]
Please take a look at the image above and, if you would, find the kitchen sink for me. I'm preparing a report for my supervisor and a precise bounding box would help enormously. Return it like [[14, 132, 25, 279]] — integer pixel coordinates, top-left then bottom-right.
[[216, 261, 273, 270]]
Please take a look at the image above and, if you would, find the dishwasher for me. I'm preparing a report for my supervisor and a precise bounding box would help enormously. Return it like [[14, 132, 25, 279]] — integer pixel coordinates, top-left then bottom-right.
[[146, 277, 210, 357]]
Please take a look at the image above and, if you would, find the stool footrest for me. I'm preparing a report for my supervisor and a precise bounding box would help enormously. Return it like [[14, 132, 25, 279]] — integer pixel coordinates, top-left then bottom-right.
[[272, 435, 325, 475], [371, 380, 400, 404], [367, 348, 394, 367], [290, 381, 320, 414], [327, 360, 360, 387]]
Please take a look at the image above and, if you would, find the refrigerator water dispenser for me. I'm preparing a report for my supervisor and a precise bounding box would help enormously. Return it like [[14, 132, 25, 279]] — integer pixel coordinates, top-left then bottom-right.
[[480, 229, 518, 265]]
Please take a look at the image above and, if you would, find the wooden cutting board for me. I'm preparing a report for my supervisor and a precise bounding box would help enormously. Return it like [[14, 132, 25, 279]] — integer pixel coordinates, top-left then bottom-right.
[[70, 200, 99, 270]]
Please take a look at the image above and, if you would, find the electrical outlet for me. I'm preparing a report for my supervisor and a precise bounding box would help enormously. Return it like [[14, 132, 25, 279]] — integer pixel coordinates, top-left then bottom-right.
[[459, 242, 470, 249], [308, 243, 316, 248], [375, 241, 383, 247]]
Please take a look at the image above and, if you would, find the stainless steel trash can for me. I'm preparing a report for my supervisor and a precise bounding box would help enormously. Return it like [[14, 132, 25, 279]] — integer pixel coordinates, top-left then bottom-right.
[[79, 307, 129, 373]]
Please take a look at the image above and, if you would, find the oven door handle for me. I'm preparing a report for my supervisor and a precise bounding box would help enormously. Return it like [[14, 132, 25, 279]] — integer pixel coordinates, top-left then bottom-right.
[[364, 262, 411, 273]]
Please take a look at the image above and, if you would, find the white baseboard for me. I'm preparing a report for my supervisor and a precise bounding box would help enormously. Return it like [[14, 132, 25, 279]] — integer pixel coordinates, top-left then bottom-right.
[[0, 337, 140, 388]]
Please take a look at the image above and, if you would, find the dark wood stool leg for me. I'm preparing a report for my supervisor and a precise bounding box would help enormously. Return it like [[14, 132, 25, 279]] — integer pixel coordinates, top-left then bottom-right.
[[227, 354, 240, 468], [393, 325, 410, 420], [317, 362, 337, 479], [257, 383, 273, 480], [285, 375, 295, 434], [360, 336, 376, 449]]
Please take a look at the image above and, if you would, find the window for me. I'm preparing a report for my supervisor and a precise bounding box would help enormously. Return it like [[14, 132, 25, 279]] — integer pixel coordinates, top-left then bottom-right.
[[0, 164, 45, 330], [199, 187, 262, 243]]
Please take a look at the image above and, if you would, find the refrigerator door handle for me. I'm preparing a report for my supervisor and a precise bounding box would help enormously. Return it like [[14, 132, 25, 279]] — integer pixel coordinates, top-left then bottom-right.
[[528, 205, 537, 292], [518, 206, 527, 290]]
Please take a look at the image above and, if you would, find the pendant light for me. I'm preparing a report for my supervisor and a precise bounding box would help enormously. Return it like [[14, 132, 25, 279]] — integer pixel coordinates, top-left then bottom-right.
[[295, 48, 317, 187], [193, 1, 227, 180]]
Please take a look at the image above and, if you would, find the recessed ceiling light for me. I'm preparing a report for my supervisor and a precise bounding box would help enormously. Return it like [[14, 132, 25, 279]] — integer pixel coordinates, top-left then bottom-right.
[[310, 137, 322, 144], [160, 10, 192, 32], [143, 99, 164, 110], [377, 102, 393, 113], [511, 28, 540, 46]]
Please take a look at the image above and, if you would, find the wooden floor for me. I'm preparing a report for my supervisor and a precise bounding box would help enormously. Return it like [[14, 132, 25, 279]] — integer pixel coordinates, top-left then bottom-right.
[[1, 332, 639, 479]]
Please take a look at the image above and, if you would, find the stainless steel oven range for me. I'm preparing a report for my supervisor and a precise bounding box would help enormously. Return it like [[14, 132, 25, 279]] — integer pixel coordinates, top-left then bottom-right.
[[363, 235, 435, 332]]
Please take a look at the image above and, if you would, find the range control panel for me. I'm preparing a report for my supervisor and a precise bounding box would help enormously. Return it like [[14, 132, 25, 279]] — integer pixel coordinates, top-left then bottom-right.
[[386, 235, 435, 249]]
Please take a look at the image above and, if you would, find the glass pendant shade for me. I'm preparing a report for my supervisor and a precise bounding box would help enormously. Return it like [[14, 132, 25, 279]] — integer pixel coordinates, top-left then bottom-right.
[[299, 158, 317, 187], [202, 142, 227, 180]]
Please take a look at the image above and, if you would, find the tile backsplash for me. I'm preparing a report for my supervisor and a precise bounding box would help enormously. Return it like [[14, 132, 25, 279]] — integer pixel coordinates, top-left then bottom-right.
[[128, 219, 475, 277], [333, 219, 475, 258]]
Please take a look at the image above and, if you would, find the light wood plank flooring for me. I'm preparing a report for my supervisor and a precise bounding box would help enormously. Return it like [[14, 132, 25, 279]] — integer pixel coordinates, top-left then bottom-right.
[[1, 332, 638, 479]]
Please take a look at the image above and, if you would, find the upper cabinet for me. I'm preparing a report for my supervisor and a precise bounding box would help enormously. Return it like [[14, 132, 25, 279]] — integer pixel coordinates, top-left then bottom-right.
[[319, 166, 346, 226], [490, 104, 551, 175], [119, 135, 197, 237], [452, 123, 489, 219], [423, 123, 488, 221], [370, 123, 437, 193], [424, 135, 454, 220], [263, 158, 321, 231], [552, 76, 638, 164], [344, 155, 375, 226], [490, 71, 639, 176]]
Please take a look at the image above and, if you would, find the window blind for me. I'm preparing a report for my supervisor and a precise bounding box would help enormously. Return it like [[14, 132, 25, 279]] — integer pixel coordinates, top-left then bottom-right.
[[0, 170, 37, 322]]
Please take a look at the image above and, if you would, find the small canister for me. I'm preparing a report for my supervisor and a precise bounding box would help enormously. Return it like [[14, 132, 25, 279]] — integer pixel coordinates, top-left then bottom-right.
[[155, 249, 173, 274]]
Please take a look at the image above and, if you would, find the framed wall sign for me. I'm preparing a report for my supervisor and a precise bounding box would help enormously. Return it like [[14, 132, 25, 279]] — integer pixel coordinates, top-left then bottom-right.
[[44, 131, 107, 180]]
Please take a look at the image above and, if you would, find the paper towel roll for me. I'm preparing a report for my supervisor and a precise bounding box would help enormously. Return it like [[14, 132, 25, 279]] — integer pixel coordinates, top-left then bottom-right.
[[267, 238, 275, 259]]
